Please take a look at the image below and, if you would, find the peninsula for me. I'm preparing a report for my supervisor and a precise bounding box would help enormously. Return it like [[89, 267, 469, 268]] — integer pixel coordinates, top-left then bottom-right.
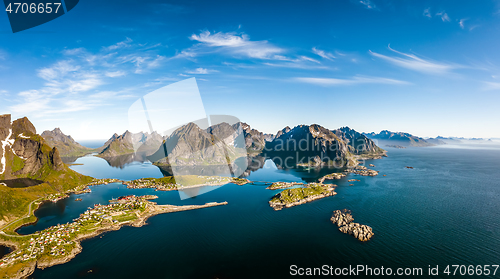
[[124, 175, 250, 191], [0, 194, 227, 278]]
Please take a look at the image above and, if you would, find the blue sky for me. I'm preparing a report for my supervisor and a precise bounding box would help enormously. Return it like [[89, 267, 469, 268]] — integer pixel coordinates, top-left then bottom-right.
[[1, 0, 500, 140]]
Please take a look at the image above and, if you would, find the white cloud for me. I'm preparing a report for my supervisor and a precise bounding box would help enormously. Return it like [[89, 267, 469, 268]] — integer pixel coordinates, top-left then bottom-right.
[[423, 8, 432, 18], [190, 31, 248, 47], [312, 47, 335, 61], [359, 0, 376, 9], [103, 37, 133, 51], [294, 76, 410, 86], [263, 62, 328, 69], [62, 47, 86, 56], [369, 46, 459, 74], [105, 71, 126, 77], [436, 11, 450, 22], [459, 18, 468, 29], [8, 38, 168, 117], [185, 68, 219, 74], [188, 31, 285, 59], [37, 60, 80, 81], [469, 25, 480, 31]]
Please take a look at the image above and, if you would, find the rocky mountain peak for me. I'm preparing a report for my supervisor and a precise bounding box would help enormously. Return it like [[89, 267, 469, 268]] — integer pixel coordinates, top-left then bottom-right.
[[1, 115, 68, 180], [12, 116, 36, 136]]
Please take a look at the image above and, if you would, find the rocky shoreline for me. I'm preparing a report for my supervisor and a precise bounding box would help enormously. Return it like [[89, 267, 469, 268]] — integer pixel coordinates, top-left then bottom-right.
[[269, 184, 336, 210], [331, 209, 374, 241], [266, 182, 303, 190], [345, 165, 379, 176], [0, 197, 228, 279], [318, 172, 345, 183]]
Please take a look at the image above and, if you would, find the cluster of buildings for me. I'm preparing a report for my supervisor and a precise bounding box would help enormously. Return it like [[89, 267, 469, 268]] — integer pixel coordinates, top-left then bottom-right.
[[0, 223, 79, 266], [0, 195, 151, 268], [125, 178, 179, 191]]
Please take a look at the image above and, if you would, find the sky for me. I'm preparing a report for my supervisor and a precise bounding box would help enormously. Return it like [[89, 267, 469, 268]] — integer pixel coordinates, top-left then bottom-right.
[[1, 0, 500, 140]]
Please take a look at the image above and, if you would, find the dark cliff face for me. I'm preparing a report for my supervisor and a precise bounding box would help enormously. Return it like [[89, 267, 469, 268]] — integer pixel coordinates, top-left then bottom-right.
[[0, 114, 11, 141], [333, 127, 383, 155], [265, 124, 353, 167], [12, 117, 36, 136], [147, 121, 249, 179], [148, 122, 236, 166], [238, 122, 269, 152], [0, 114, 66, 180]]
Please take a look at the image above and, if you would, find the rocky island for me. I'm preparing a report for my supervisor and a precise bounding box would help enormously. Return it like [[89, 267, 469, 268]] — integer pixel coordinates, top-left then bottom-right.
[[318, 172, 346, 183], [331, 209, 374, 241], [124, 175, 250, 191], [269, 183, 336, 210], [345, 165, 379, 176], [265, 181, 304, 190]]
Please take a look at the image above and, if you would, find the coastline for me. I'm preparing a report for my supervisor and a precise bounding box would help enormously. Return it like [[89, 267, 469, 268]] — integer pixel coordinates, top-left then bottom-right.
[[0, 198, 228, 278], [36, 202, 228, 270]]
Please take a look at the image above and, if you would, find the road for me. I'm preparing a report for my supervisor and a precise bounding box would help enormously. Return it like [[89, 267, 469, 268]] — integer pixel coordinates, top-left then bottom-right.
[[0, 198, 40, 236]]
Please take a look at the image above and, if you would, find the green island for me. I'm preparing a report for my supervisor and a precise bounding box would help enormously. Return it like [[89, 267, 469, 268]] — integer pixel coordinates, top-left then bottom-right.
[[124, 175, 250, 191], [265, 181, 304, 190], [0, 194, 227, 278], [269, 183, 336, 210], [318, 172, 346, 183]]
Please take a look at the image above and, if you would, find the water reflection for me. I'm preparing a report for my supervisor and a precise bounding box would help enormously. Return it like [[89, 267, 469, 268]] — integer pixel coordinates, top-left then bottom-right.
[[0, 178, 44, 188]]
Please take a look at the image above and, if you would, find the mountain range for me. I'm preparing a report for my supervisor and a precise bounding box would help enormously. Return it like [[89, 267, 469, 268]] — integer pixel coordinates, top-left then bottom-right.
[[41, 128, 94, 157], [96, 130, 164, 158], [364, 130, 435, 147], [265, 124, 385, 168]]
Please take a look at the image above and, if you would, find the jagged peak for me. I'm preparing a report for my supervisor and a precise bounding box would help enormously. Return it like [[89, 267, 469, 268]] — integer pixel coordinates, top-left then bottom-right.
[[12, 116, 36, 136]]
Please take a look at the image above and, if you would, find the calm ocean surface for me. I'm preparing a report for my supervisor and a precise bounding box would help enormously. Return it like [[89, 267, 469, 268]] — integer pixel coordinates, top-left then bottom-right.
[[20, 146, 500, 278]]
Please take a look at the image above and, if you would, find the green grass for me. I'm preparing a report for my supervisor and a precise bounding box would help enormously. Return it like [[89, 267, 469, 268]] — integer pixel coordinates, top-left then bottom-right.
[[0, 135, 94, 223], [132, 175, 232, 187], [270, 185, 330, 204], [11, 155, 25, 173], [114, 213, 138, 223]]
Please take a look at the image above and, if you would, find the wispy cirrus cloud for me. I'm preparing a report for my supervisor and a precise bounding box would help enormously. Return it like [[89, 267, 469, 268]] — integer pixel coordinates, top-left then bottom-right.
[[103, 37, 133, 51], [358, 0, 376, 10], [369, 45, 460, 74], [424, 8, 452, 23], [105, 71, 126, 78], [436, 11, 451, 22], [294, 76, 410, 86], [459, 18, 468, 29], [8, 38, 164, 117], [188, 31, 285, 60], [185, 68, 219, 74], [423, 8, 432, 18], [312, 47, 335, 61]]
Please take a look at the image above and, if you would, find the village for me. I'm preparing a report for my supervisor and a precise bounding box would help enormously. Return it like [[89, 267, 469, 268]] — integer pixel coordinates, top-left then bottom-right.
[[124, 175, 250, 191], [46, 178, 123, 202], [0, 195, 151, 268], [0, 193, 228, 271]]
